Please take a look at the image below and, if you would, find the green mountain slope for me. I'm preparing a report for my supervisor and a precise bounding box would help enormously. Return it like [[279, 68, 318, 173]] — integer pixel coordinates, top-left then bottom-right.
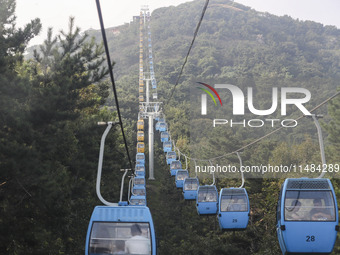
[[82, 1, 340, 254]]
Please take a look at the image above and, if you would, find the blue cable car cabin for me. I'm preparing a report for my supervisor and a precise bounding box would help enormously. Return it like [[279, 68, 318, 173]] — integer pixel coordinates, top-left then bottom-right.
[[136, 153, 145, 165], [133, 176, 145, 188], [183, 178, 199, 200], [218, 188, 250, 230], [132, 186, 146, 197], [151, 80, 157, 89], [276, 178, 338, 255], [163, 141, 172, 153], [166, 151, 177, 165], [158, 122, 167, 132], [85, 206, 156, 255], [130, 195, 147, 206], [160, 131, 169, 142], [170, 160, 182, 176], [196, 185, 218, 215], [155, 121, 160, 131], [135, 164, 145, 177], [175, 170, 189, 188]]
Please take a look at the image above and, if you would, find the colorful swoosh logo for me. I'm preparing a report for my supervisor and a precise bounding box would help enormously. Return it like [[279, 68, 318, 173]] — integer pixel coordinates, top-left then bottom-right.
[[196, 82, 223, 106]]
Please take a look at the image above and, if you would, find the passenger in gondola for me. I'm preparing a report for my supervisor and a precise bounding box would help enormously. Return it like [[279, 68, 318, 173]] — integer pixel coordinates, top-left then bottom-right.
[[113, 240, 126, 254], [286, 200, 303, 220], [125, 224, 151, 254], [227, 198, 242, 211], [206, 192, 216, 202], [310, 198, 333, 221]]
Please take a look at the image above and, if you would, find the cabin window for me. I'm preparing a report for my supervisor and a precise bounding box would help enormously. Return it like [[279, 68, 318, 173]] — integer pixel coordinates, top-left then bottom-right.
[[184, 180, 198, 191], [220, 194, 248, 212], [284, 191, 336, 221], [89, 222, 151, 255], [198, 188, 217, 202], [170, 161, 182, 170]]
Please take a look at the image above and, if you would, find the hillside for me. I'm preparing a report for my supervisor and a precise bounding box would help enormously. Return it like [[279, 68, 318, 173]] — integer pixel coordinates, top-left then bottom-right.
[[85, 0, 340, 254], [14, 0, 340, 254]]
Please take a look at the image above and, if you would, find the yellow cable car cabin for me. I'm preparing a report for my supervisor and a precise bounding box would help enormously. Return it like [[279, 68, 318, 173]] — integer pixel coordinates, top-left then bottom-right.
[[137, 119, 144, 130], [137, 131, 144, 142], [139, 86, 144, 93], [137, 142, 145, 153], [139, 95, 144, 102]]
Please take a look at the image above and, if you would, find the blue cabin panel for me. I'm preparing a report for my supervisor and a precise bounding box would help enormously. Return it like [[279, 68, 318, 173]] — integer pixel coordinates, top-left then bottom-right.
[[85, 206, 156, 255], [183, 178, 199, 200], [283, 222, 337, 253], [163, 141, 172, 153], [196, 186, 218, 215], [170, 160, 182, 176], [218, 188, 250, 230], [166, 151, 177, 165], [136, 153, 145, 165], [277, 178, 339, 254], [160, 132, 169, 142], [135, 164, 145, 177], [175, 170, 189, 188], [130, 195, 147, 206]]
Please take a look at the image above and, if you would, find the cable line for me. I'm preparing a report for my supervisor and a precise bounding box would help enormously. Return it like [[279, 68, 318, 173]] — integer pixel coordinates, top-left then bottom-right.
[[165, 0, 210, 106], [95, 0, 133, 169]]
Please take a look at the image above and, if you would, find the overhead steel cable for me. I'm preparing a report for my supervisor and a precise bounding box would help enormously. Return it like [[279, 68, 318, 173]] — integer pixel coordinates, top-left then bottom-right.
[[95, 0, 133, 170], [172, 90, 340, 162], [165, 0, 210, 107]]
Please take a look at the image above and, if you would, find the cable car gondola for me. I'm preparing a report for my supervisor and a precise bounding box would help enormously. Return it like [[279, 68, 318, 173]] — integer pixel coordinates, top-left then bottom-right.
[[276, 178, 338, 254], [130, 195, 147, 206], [133, 176, 145, 187], [132, 186, 146, 196], [137, 131, 144, 142], [170, 160, 182, 176], [196, 185, 218, 215], [137, 142, 145, 153], [135, 164, 145, 177], [276, 115, 339, 254], [163, 141, 172, 153], [160, 131, 169, 142], [85, 206, 155, 255], [155, 121, 160, 131], [218, 152, 250, 230], [218, 188, 250, 230], [183, 178, 199, 200], [158, 122, 167, 132], [166, 151, 177, 165], [175, 170, 189, 188], [136, 152, 145, 165], [137, 119, 144, 130]]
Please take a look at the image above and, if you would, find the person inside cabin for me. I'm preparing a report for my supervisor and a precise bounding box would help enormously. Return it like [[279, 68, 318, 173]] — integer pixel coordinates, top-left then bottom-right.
[[125, 224, 151, 255], [309, 198, 333, 221], [286, 200, 303, 220], [228, 197, 242, 211], [113, 240, 126, 255]]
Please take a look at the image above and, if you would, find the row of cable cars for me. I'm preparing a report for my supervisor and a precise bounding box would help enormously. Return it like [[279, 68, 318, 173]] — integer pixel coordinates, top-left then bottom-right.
[[156, 117, 339, 254], [85, 120, 156, 255], [155, 118, 250, 231], [131, 119, 147, 207]]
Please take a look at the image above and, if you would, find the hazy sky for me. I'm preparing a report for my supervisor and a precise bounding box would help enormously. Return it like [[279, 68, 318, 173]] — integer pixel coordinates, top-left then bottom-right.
[[15, 0, 340, 47]]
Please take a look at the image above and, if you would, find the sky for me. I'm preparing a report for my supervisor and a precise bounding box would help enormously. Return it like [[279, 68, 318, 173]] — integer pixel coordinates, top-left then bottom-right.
[[15, 0, 340, 47]]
